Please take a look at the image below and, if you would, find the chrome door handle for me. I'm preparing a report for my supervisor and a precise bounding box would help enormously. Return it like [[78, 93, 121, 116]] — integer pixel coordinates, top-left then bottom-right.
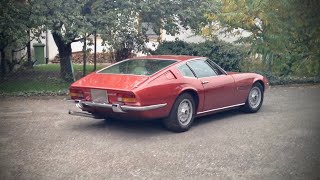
[[201, 81, 209, 84]]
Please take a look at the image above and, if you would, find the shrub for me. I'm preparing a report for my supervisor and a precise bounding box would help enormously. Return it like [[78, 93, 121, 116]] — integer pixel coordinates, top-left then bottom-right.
[[150, 40, 247, 71], [52, 52, 115, 64]]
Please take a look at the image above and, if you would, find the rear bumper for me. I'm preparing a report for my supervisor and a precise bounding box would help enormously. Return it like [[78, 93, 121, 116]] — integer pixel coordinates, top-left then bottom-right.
[[70, 100, 167, 113]]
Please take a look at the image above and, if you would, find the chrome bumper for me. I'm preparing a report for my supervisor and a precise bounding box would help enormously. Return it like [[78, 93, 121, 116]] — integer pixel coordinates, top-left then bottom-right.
[[68, 99, 167, 113]]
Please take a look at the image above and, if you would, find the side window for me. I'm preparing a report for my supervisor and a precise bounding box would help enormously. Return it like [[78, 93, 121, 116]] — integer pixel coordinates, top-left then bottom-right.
[[177, 64, 195, 78], [187, 60, 217, 78], [206, 59, 225, 75]]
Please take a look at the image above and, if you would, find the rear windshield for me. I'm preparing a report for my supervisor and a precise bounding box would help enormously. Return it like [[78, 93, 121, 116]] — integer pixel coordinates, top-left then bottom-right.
[[98, 59, 177, 76]]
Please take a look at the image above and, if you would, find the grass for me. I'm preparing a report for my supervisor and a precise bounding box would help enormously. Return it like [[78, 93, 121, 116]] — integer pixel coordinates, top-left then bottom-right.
[[0, 63, 106, 96], [33, 64, 105, 72], [0, 78, 70, 96], [2, 62, 318, 96]]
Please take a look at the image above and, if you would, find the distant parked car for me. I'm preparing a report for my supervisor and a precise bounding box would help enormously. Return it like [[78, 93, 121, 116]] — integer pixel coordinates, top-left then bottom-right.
[[68, 55, 269, 132]]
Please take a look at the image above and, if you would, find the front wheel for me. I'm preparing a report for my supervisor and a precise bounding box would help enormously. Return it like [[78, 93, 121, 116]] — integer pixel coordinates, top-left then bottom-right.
[[242, 83, 264, 113], [163, 93, 195, 132]]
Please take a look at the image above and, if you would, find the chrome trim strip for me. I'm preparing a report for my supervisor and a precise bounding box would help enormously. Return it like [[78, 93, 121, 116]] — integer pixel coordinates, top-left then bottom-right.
[[79, 101, 167, 113], [197, 103, 245, 115], [121, 104, 167, 111]]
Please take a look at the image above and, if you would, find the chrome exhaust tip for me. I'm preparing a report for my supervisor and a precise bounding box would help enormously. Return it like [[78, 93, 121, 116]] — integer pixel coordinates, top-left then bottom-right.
[[68, 110, 103, 119], [75, 101, 83, 109]]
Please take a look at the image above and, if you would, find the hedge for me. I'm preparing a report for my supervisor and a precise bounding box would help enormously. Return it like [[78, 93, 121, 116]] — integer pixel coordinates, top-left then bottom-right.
[[150, 40, 247, 72]]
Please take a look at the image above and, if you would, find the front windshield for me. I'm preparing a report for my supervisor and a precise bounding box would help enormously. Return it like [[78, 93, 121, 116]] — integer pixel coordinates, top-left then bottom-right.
[[98, 59, 177, 76]]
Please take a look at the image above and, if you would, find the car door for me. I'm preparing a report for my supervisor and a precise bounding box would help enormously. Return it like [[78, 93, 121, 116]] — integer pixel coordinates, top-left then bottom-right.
[[187, 59, 236, 112]]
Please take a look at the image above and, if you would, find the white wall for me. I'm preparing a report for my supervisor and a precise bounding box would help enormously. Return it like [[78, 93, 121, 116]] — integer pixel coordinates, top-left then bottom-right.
[[31, 31, 57, 60], [32, 27, 250, 61], [162, 26, 251, 43], [71, 37, 109, 54], [162, 28, 205, 43], [31, 31, 112, 61]]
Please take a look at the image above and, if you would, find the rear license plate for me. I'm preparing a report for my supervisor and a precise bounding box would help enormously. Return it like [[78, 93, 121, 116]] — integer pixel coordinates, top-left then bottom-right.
[[90, 89, 108, 103]]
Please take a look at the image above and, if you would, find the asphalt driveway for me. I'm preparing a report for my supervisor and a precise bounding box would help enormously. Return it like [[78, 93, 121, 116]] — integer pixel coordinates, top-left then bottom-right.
[[0, 85, 319, 179]]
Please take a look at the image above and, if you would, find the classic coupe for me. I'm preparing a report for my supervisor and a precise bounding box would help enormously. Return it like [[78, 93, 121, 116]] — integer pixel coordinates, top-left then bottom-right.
[[69, 55, 269, 132]]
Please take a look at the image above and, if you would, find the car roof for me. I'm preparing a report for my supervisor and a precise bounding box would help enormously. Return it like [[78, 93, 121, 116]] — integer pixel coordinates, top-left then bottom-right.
[[131, 55, 204, 61]]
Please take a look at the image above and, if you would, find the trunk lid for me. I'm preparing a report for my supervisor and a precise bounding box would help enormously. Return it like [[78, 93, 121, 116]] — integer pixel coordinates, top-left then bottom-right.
[[71, 72, 149, 91]]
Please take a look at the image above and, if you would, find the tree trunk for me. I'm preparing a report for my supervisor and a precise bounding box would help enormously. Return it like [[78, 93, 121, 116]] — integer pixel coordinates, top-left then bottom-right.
[[52, 32, 74, 82], [93, 31, 97, 71], [0, 50, 6, 77], [115, 47, 132, 62], [115, 40, 134, 62], [26, 30, 32, 68], [83, 36, 87, 77]]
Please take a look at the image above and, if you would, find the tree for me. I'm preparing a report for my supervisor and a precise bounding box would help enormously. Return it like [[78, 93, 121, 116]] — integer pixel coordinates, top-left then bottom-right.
[[204, 0, 320, 76], [0, 0, 30, 76], [33, 0, 211, 81], [99, 0, 212, 61], [31, 0, 88, 81]]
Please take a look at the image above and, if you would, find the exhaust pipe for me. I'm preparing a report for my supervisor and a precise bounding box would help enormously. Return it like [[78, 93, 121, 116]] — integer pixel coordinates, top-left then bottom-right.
[[68, 110, 103, 119], [66, 99, 105, 119]]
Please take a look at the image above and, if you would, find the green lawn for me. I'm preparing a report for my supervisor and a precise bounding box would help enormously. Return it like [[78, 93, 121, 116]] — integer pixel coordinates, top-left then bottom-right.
[[0, 64, 106, 96], [33, 64, 105, 72], [0, 78, 70, 94]]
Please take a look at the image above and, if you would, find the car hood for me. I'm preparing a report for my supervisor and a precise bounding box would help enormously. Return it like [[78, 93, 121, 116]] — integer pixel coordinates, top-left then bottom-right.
[[71, 72, 149, 91]]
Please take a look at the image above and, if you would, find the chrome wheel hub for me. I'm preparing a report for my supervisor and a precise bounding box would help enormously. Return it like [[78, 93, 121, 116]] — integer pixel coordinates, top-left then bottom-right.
[[248, 87, 262, 109], [177, 99, 193, 126]]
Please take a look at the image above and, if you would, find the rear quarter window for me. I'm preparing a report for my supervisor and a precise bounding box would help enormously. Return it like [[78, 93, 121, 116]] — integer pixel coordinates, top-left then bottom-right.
[[177, 64, 195, 78]]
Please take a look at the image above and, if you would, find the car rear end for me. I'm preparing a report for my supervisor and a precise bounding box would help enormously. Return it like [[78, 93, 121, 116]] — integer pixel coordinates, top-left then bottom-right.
[[68, 58, 178, 120]]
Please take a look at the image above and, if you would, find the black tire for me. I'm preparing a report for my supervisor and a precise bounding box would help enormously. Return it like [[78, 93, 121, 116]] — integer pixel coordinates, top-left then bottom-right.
[[163, 93, 196, 132], [242, 82, 264, 113]]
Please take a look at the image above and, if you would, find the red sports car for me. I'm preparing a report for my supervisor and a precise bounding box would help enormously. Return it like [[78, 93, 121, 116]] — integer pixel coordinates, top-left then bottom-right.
[[69, 55, 269, 132]]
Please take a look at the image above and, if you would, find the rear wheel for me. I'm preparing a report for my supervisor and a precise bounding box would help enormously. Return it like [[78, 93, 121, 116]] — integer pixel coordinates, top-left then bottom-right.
[[163, 93, 195, 132], [242, 83, 264, 113]]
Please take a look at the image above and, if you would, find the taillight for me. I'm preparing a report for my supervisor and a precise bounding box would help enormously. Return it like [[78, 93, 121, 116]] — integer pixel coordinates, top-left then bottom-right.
[[69, 89, 84, 100], [116, 93, 136, 103]]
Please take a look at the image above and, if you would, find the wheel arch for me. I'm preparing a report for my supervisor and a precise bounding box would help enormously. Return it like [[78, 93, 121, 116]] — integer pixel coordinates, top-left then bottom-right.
[[242, 79, 265, 113], [253, 79, 265, 92], [179, 89, 200, 112]]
